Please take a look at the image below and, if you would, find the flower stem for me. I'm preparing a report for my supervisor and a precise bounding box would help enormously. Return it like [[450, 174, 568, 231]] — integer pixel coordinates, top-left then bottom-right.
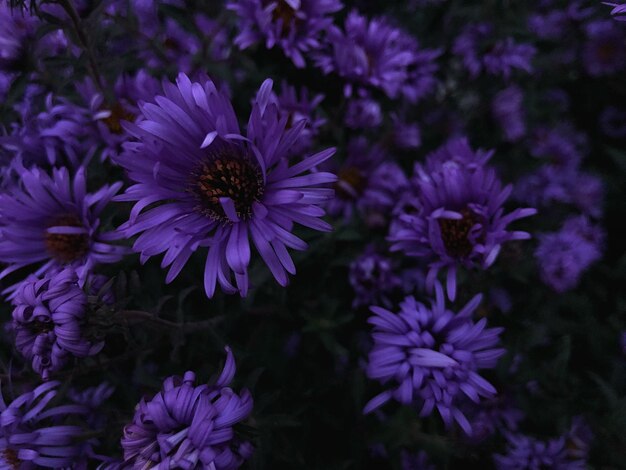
[[121, 310, 223, 333]]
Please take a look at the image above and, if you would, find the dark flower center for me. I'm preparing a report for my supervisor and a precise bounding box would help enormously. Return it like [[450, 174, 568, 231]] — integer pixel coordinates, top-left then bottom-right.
[[270, 0, 297, 34], [44, 215, 89, 263], [28, 318, 54, 335], [2, 449, 21, 469], [335, 166, 366, 200], [190, 144, 264, 223], [102, 103, 135, 135], [438, 208, 480, 258]]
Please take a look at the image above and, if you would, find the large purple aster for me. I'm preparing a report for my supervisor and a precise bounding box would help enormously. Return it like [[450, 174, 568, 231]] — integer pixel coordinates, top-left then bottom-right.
[[0, 165, 126, 285], [120, 348, 254, 468], [116, 74, 336, 298], [389, 139, 536, 300], [10, 268, 104, 380], [0, 381, 92, 468], [228, 0, 342, 68], [364, 283, 505, 435], [315, 10, 440, 101]]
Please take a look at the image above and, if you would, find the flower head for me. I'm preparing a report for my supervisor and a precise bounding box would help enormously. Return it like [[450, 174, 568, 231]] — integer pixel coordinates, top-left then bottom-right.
[[535, 216, 604, 293], [0, 166, 126, 285], [389, 139, 535, 300], [116, 74, 336, 298], [10, 268, 104, 379], [120, 348, 254, 469], [349, 245, 402, 308], [494, 433, 586, 470], [228, 0, 342, 68], [492, 86, 526, 142], [583, 20, 626, 76], [364, 284, 504, 435], [0, 381, 92, 468], [315, 10, 440, 101]]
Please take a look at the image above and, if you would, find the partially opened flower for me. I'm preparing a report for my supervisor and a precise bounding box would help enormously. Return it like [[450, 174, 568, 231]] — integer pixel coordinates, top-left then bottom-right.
[[10, 268, 105, 379], [116, 74, 336, 298], [364, 284, 505, 435], [0, 165, 126, 285], [389, 139, 535, 300], [228, 0, 342, 68], [0, 381, 92, 468], [120, 347, 254, 469]]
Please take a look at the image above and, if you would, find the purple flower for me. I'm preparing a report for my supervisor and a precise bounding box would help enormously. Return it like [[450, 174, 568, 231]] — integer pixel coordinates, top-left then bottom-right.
[[463, 396, 524, 443], [389, 139, 535, 300], [0, 4, 38, 71], [0, 166, 126, 285], [535, 216, 604, 293], [529, 124, 588, 169], [349, 245, 402, 308], [492, 86, 526, 142], [453, 23, 536, 79], [494, 433, 586, 470], [391, 115, 421, 150], [362, 162, 411, 228], [582, 20, 626, 76], [68, 382, 115, 429], [228, 0, 342, 68], [364, 284, 505, 435], [401, 450, 435, 470], [565, 416, 593, 460], [345, 95, 383, 129], [266, 81, 326, 156], [116, 74, 336, 298], [120, 348, 254, 468], [0, 381, 92, 468], [600, 106, 626, 138], [10, 268, 104, 380], [315, 10, 440, 101]]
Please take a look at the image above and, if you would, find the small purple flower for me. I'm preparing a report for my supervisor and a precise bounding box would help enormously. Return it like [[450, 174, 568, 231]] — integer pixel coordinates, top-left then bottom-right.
[[120, 347, 254, 468], [582, 20, 626, 76], [389, 139, 535, 300], [535, 216, 604, 293], [492, 86, 526, 142], [0, 4, 38, 71], [364, 284, 505, 435], [315, 10, 440, 101], [349, 245, 402, 308], [494, 433, 586, 470], [345, 95, 383, 129], [391, 115, 421, 150], [228, 0, 342, 68], [453, 23, 536, 79], [529, 124, 588, 169], [464, 396, 524, 443], [0, 381, 92, 468], [116, 74, 336, 298], [0, 166, 126, 285], [10, 268, 104, 380]]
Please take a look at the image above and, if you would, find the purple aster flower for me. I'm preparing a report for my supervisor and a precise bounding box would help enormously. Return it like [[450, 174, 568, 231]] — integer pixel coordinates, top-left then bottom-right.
[[492, 86, 526, 142], [463, 395, 524, 444], [453, 23, 536, 79], [116, 74, 336, 298], [389, 139, 535, 300], [120, 347, 254, 468], [349, 245, 402, 308], [600, 106, 626, 138], [582, 20, 626, 76], [364, 284, 505, 435], [391, 114, 421, 150], [0, 381, 92, 468], [315, 10, 440, 101], [345, 95, 383, 129], [266, 81, 326, 156], [1, 90, 92, 167], [0, 4, 38, 71], [327, 136, 382, 219], [10, 268, 105, 379], [606, 2, 626, 21], [361, 162, 410, 228], [76, 70, 162, 161], [0, 165, 126, 284], [529, 124, 588, 169], [494, 433, 586, 470], [228, 0, 342, 68], [535, 216, 604, 293]]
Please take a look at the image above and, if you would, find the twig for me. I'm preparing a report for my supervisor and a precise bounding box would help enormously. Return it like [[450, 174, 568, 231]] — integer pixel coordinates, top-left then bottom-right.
[[121, 310, 223, 333]]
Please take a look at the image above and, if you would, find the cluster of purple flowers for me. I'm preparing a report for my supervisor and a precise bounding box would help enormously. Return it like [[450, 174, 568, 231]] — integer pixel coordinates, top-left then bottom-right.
[[0, 0, 621, 467]]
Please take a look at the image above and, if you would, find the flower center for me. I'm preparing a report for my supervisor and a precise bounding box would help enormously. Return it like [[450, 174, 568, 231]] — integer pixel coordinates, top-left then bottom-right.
[[270, 0, 297, 34], [44, 215, 89, 263], [335, 166, 366, 200], [438, 208, 479, 258], [102, 102, 135, 135], [2, 449, 21, 469], [190, 143, 264, 223], [28, 318, 54, 335]]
